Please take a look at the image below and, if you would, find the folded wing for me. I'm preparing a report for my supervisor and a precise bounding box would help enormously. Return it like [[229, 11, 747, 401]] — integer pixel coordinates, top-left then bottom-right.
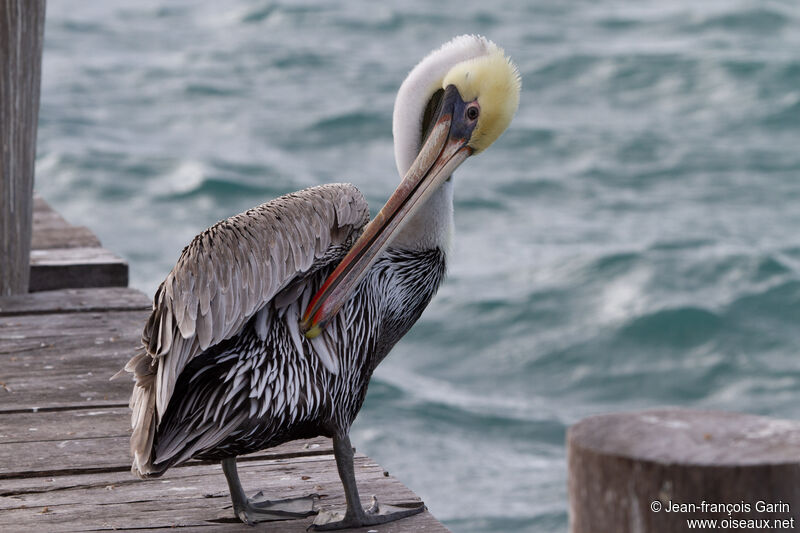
[[124, 183, 369, 476]]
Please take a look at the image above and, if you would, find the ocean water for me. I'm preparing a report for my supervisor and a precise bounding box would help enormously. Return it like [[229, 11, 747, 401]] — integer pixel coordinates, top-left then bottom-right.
[[36, 1, 800, 531]]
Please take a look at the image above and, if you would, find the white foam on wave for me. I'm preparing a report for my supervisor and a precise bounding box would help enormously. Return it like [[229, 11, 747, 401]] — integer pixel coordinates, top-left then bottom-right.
[[598, 264, 651, 324], [157, 159, 206, 196]]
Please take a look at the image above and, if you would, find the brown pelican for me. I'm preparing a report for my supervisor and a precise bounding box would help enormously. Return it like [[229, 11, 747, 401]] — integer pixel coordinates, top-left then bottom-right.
[[122, 34, 520, 529]]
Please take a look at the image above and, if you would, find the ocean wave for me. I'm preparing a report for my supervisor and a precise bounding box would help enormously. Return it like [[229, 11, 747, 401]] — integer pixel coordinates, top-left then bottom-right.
[[619, 306, 722, 348], [239, 3, 277, 24], [158, 176, 278, 201], [290, 111, 392, 148], [726, 280, 800, 325], [687, 7, 790, 34], [585, 251, 641, 277], [368, 368, 566, 445], [152, 159, 287, 201], [184, 83, 244, 97], [272, 51, 329, 69], [498, 127, 557, 149], [496, 178, 565, 198], [453, 195, 506, 211], [760, 98, 800, 130], [648, 238, 715, 251]]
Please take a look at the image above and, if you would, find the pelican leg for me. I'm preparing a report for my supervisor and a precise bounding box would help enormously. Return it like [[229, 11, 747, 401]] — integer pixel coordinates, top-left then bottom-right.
[[311, 433, 426, 530], [221, 456, 319, 525]]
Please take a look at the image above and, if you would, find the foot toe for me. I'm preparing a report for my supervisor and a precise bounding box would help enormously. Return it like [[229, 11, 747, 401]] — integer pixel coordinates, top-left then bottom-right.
[[248, 494, 319, 514], [310, 502, 425, 530], [366, 495, 379, 515], [234, 494, 320, 523]]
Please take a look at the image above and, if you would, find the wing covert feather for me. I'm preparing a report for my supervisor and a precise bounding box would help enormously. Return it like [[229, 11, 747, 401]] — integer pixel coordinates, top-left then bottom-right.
[[142, 183, 369, 419]]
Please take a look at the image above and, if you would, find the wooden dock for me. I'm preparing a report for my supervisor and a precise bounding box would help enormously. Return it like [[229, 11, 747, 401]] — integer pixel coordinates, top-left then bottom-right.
[[0, 199, 448, 532], [29, 195, 128, 292]]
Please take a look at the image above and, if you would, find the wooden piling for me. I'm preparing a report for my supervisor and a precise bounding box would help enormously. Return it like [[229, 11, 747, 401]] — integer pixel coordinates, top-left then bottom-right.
[[0, 0, 46, 295], [568, 408, 800, 532]]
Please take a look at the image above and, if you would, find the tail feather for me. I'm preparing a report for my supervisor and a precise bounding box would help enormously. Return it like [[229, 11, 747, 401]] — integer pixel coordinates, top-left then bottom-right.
[[124, 349, 163, 478]]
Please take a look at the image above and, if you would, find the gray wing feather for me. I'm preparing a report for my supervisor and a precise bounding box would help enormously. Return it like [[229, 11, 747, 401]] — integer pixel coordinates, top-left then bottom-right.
[[136, 183, 369, 438]]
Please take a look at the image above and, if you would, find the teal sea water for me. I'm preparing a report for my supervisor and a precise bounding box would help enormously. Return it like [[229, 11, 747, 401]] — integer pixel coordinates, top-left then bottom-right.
[[37, 1, 800, 531]]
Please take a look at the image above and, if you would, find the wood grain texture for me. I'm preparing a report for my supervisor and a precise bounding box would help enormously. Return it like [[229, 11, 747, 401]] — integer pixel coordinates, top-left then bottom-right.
[[29, 248, 129, 292], [0, 0, 46, 295], [0, 406, 133, 443], [568, 409, 800, 533], [31, 195, 100, 248], [33, 195, 70, 228], [0, 309, 147, 411], [31, 225, 101, 250], [0, 287, 150, 316]]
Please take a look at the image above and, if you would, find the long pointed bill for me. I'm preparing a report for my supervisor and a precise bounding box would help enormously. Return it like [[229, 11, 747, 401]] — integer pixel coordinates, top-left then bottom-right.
[[301, 86, 473, 338]]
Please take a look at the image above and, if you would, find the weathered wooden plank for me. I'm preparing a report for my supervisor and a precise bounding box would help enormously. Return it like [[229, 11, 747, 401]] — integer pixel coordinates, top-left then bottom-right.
[[0, 308, 146, 345], [0, 287, 150, 316], [0, 0, 46, 295], [0, 402, 333, 477], [31, 196, 102, 248], [0, 406, 131, 443], [31, 225, 101, 250], [0, 308, 144, 359], [29, 247, 126, 266], [33, 195, 70, 228], [0, 454, 440, 533], [0, 433, 333, 479], [94, 515, 447, 533], [0, 373, 127, 412], [0, 378, 128, 412], [0, 505, 443, 533], [29, 247, 128, 292], [0, 310, 146, 411]]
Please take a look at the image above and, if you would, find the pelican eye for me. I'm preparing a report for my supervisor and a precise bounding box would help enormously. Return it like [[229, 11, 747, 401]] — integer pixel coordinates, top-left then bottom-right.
[[466, 105, 479, 121]]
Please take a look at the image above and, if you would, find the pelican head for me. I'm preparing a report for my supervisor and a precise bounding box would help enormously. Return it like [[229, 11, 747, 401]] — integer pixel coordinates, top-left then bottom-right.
[[302, 35, 520, 337], [393, 35, 521, 175], [442, 42, 521, 154]]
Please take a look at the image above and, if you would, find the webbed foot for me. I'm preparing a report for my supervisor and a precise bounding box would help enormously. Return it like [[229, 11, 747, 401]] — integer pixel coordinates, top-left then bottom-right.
[[234, 493, 319, 525], [222, 456, 319, 525], [310, 496, 425, 530]]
